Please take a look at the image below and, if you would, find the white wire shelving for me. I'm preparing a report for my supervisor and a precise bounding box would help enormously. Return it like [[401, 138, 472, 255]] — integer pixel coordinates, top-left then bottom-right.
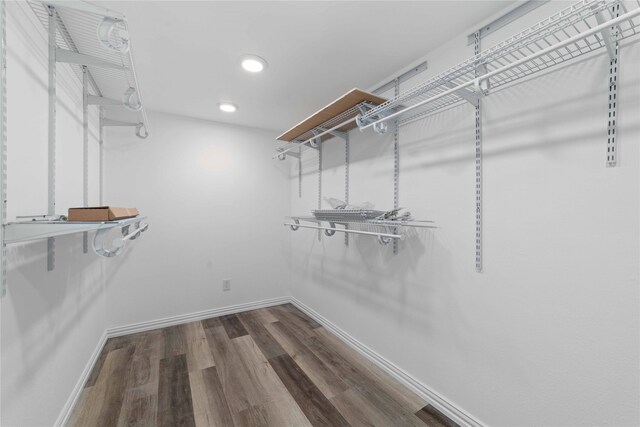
[[356, 0, 640, 130], [5, 216, 149, 257], [285, 215, 436, 246], [274, 0, 640, 158], [29, 0, 150, 138], [274, 89, 387, 159], [4, 216, 144, 243]]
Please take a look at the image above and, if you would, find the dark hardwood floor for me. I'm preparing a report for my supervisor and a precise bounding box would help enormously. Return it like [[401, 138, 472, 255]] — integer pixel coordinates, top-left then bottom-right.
[[68, 303, 460, 427]]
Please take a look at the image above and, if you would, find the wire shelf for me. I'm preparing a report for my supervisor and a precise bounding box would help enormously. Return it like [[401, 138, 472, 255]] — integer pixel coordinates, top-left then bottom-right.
[[357, 0, 640, 128], [4, 216, 147, 244], [28, 1, 149, 136]]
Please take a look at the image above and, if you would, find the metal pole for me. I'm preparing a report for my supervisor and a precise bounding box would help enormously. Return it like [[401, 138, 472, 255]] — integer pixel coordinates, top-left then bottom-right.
[[82, 67, 88, 253], [344, 133, 349, 246], [47, 6, 57, 271], [393, 78, 400, 255], [606, 3, 620, 167], [1, 0, 8, 296], [474, 31, 483, 273], [317, 139, 322, 241], [284, 223, 403, 240], [99, 107, 104, 205]]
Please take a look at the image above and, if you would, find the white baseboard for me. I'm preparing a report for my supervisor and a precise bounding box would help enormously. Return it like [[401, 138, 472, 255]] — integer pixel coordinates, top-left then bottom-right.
[[54, 330, 108, 427], [289, 297, 485, 427], [106, 296, 290, 337]]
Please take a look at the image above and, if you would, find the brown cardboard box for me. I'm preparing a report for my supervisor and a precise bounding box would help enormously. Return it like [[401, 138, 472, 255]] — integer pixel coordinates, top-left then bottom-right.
[[68, 206, 139, 222]]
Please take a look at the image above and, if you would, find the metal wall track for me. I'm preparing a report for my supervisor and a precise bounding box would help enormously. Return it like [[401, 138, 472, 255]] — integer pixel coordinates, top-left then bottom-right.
[[474, 31, 483, 273], [317, 141, 322, 241], [606, 3, 620, 167], [0, 0, 7, 297], [393, 79, 400, 255], [47, 7, 56, 271], [344, 133, 349, 246]]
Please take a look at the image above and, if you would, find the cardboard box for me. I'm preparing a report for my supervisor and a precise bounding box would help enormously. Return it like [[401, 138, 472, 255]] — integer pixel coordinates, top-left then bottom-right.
[[68, 206, 139, 222]]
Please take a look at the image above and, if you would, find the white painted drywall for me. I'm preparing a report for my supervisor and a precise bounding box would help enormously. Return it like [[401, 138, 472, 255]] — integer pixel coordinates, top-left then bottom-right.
[[289, 2, 640, 426], [1, 3, 106, 426], [103, 111, 291, 329]]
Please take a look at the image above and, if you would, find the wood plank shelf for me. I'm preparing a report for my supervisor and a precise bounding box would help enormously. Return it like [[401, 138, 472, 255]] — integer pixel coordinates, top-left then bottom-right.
[[277, 88, 386, 143]]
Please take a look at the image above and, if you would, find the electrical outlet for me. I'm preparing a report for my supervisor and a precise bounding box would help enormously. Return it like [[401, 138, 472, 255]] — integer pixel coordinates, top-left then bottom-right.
[[222, 278, 231, 291]]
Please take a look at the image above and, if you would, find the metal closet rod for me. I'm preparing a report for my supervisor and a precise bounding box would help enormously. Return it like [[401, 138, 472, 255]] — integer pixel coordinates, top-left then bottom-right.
[[359, 7, 640, 132], [283, 222, 403, 239]]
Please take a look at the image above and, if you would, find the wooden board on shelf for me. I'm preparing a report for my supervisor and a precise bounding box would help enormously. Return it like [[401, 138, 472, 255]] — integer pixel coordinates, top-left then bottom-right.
[[277, 89, 386, 143]]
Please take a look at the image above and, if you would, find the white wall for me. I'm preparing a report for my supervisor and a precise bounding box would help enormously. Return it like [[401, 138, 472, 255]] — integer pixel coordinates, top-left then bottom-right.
[[104, 111, 290, 328], [1, 2, 105, 426], [289, 2, 640, 426]]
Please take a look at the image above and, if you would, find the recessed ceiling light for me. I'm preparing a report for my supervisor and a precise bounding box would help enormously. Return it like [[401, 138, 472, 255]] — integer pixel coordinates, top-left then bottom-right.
[[241, 55, 268, 73], [218, 102, 238, 113]]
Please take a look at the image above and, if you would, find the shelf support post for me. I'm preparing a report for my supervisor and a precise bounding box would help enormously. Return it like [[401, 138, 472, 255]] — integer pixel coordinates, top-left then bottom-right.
[[82, 67, 89, 253], [1, 0, 7, 296], [393, 78, 400, 255], [603, 4, 620, 167], [317, 133, 322, 241], [99, 107, 104, 205], [47, 6, 57, 271], [344, 133, 349, 246], [298, 146, 302, 199], [474, 31, 483, 273]]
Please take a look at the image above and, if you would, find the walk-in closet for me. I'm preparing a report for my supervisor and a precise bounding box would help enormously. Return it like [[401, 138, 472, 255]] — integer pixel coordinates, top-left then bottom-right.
[[1, 1, 639, 426]]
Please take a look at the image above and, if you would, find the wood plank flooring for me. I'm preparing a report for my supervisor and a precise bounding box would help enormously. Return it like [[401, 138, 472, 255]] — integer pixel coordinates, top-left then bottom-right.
[[69, 304, 460, 427]]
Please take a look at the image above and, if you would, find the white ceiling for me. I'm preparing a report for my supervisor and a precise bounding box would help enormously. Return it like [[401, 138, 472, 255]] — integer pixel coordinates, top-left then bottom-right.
[[95, 1, 514, 134]]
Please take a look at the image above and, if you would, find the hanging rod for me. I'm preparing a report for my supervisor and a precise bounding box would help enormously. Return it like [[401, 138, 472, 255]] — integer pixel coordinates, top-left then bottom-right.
[[93, 219, 148, 257], [284, 222, 403, 240]]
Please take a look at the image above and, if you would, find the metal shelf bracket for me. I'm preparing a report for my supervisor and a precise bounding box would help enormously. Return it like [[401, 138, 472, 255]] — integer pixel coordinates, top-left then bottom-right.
[[56, 48, 128, 70]]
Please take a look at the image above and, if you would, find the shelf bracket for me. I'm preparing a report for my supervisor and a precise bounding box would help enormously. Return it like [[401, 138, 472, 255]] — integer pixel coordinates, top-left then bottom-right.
[[55, 48, 128, 70], [102, 118, 139, 127], [356, 102, 391, 133], [443, 81, 480, 107], [593, 8, 621, 61], [87, 95, 122, 106], [317, 126, 347, 141], [276, 147, 300, 160]]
